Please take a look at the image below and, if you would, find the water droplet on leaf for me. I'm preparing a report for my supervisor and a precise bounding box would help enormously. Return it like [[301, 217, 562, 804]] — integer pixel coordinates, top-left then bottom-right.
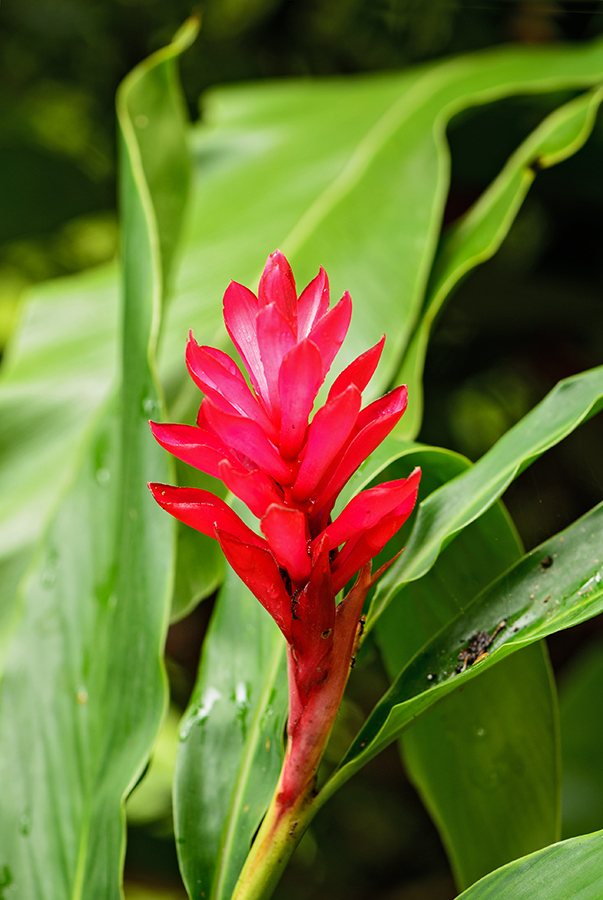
[[180, 687, 221, 740]]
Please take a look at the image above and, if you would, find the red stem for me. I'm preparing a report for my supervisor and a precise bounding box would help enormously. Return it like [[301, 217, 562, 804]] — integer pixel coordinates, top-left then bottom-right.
[[230, 565, 372, 900]]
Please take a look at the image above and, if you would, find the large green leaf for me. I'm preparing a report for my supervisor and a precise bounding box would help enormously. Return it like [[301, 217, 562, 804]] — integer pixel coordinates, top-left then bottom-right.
[[375, 450, 559, 889], [402, 646, 559, 890], [0, 263, 119, 661], [0, 23, 196, 898], [316, 500, 603, 813], [395, 85, 603, 439], [454, 829, 603, 899], [559, 637, 603, 838], [370, 365, 603, 627], [174, 563, 288, 900], [162, 37, 603, 417]]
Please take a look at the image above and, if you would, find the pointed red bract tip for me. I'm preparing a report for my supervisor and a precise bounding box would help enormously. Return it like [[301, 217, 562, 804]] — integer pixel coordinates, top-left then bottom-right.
[[297, 267, 329, 339], [148, 482, 266, 547], [216, 528, 292, 641], [327, 335, 385, 402], [258, 250, 297, 333], [325, 467, 422, 549], [308, 291, 352, 379]]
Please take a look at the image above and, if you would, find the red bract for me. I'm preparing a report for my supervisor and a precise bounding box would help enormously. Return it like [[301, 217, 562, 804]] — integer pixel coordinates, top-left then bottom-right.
[[149, 250, 420, 811]]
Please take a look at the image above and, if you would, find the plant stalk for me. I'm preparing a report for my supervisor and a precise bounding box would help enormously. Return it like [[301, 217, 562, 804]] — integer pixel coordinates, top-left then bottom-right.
[[231, 566, 373, 900]]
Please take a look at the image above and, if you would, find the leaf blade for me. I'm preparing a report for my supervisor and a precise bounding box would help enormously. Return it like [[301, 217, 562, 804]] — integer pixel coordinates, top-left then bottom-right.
[[370, 365, 603, 627], [0, 24, 196, 898], [375, 448, 559, 889], [455, 829, 603, 900], [395, 85, 603, 439], [318, 500, 603, 815]]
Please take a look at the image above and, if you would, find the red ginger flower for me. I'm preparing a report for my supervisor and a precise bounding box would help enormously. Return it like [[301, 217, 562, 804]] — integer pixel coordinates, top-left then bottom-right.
[[149, 251, 419, 802]]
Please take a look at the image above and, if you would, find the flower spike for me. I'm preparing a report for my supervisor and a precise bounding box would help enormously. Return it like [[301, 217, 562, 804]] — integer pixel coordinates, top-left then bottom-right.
[[149, 251, 421, 876]]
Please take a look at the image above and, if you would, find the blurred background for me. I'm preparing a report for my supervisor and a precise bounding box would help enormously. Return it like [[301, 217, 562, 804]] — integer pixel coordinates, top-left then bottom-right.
[[2, 1, 603, 898]]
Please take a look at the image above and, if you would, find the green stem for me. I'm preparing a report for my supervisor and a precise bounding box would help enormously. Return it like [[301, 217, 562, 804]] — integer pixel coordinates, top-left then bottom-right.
[[229, 763, 318, 900]]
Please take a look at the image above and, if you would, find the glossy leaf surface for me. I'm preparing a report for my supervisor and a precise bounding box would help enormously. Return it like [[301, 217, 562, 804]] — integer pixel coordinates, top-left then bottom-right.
[[402, 645, 559, 890], [0, 24, 196, 897], [163, 36, 603, 415], [318, 500, 603, 811], [375, 449, 559, 889], [559, 638, 603, 838], [395, 85, 603, 439], [370, 365, 603, 627], [455, 829, 603, 899]]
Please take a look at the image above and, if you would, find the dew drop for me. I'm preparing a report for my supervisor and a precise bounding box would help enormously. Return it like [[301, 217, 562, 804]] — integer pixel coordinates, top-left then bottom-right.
[[235, 682, 248, 706], [135, 114, 149, 129], [180, 687, 221, 740], [76, 690, 88, 706], [142, 397, 158, 416]]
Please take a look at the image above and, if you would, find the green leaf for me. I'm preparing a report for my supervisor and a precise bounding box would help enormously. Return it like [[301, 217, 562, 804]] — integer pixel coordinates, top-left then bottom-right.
[[121, 18, 194, 299], [0, 263, 119, 664], [317, 500, 603, 814], [559, 638, 603, 838], [375, 449, 559, 889], [403, 646, 559, 890], [454, 829, 603, 899], [395, 85, 603, 440], [174, 563, 288, 900], [162, 38, 603, 415], [0, 23, 196, 898], [370, 365, 603, 628]]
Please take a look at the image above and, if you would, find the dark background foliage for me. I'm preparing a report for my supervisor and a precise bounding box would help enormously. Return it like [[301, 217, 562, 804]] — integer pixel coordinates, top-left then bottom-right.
[[2, 2, 603, 898]]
